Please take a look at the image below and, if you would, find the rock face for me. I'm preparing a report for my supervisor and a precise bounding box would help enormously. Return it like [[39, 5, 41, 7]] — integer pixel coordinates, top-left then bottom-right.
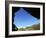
[[12, 7, 40, 19], [12, 7, 18, 31]]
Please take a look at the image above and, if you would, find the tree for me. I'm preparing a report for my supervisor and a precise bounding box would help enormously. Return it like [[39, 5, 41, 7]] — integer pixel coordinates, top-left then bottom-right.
[[12, 24, 18, 31]]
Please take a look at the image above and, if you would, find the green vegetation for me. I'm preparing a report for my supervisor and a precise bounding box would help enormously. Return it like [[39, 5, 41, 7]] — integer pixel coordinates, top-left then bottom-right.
[[18, 28, 25, 31], [25, 23, 40, 30], [15, 23, 40, 31]]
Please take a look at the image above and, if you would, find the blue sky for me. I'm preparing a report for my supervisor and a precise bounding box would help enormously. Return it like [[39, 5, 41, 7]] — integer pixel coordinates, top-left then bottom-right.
[[14, 8, 40, 28]]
